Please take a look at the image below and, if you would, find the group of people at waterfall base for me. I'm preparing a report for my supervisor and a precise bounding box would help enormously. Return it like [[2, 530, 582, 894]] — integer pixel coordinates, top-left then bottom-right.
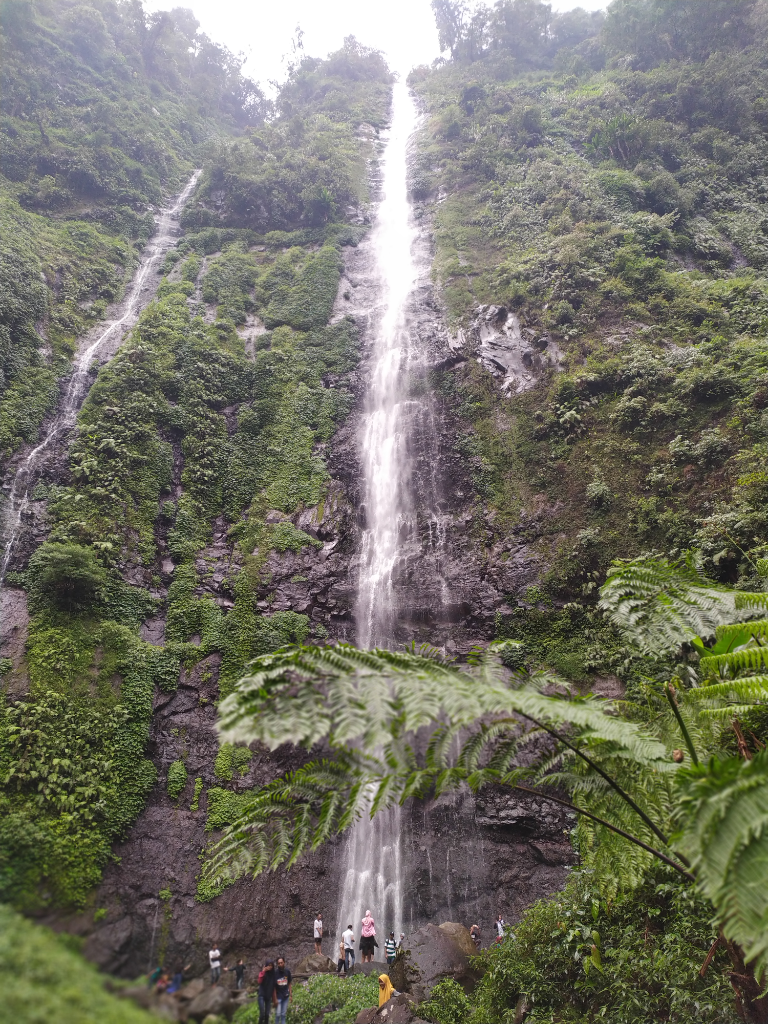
[[150, 909, 506, 1023], [323, 909, 404, 974]]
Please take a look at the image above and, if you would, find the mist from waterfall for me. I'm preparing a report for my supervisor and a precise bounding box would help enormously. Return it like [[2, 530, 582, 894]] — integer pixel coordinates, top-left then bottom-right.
[[334, 83, 419, 953]]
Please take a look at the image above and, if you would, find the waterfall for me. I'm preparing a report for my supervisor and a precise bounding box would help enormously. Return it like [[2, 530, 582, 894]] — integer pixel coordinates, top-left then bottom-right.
[[0, 171, 200, 582], [356, 83, 420, 650], [334, 83, 421, 957]]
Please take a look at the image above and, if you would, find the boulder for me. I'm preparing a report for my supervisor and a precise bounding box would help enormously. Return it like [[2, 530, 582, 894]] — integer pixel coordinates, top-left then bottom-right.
[[178, 978, 207, 1002], [186, 985, 235, 1022], [407, 923, 478, 998], [354, 994, 429, 1024], [437, 922, 476, 957], [293, 953, 337, 975]]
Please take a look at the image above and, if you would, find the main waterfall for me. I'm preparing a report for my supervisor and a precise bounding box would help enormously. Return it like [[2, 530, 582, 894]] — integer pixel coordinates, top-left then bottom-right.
[[334, 83, 422, 953]]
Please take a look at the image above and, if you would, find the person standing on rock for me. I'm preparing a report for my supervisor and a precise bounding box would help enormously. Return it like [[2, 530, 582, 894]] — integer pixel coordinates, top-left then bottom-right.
[[209, 943, 222, 985], [495, 914, 505, 942], [313, 911, 324, 955], [397, 932, 406, 950], [470, 924, 481, 950], [361, 910, 376, 964], [385, 931, 397, 965], [224, 959, 247, 990], [342, 922, 356, 972], [258, 960, 276, 1024], [337, 938, 346, 974], [274, 956, 292, 1024]]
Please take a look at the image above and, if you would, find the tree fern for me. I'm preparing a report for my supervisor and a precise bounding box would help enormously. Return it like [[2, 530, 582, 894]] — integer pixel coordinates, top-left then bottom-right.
[[599, 553, 739, 653], [678, 752, 768, 979], [205, 644, 676, 893]]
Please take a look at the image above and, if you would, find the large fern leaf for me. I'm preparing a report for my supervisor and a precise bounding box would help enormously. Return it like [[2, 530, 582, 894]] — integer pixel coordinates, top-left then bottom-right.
[[205, 645, 674, 890], [677, 752, 768, 979], [217, 644, 670, 768], [599, 554, 739, 653]]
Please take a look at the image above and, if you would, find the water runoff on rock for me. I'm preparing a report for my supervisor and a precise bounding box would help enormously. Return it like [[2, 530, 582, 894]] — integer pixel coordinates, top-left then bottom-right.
[[335, 82, 428, 951], [0, 171, 200, 583]]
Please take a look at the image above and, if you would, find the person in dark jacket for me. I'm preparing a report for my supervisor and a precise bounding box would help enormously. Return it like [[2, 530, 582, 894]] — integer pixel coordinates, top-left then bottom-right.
[[258, 961, 276, 1024], [274, 957, 292, 1024]]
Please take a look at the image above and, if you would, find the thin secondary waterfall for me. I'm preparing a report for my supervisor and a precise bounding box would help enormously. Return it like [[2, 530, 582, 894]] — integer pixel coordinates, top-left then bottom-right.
[[0, 171, 200, 582], [335, 83, 420, 954]]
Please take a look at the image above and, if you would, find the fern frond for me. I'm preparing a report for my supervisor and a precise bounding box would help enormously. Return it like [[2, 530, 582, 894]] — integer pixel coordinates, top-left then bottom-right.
[[692, 677, 768, 703], [700, 648, 768, 677], [715, 619, 768, 643], [217, 645, 670, 770], [599, 554, 738, 653], [678, 752, 768, 980]]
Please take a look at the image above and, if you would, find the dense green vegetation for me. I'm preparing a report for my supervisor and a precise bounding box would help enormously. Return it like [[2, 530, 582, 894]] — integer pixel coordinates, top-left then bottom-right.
[[410, 0, 768, 688], [0, 0, 265, 467], [422, 872, 736, 1023], [0, 902, 158, 1024], [0, 10, 390, 912]]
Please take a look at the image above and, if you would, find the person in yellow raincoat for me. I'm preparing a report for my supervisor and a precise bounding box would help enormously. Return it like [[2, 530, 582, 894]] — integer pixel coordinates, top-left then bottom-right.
[[378, 974, 396, 1006]]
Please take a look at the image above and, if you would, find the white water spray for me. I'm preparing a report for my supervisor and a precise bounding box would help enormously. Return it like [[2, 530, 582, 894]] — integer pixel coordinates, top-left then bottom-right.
[[334, 83, 421, 955], [0, 171, 200, 581], [356, 84, 420, 651]]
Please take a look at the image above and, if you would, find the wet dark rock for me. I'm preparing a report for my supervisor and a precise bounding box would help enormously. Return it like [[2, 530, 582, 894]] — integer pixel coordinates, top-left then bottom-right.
[[186, 984, 236, 1021], [406, 923, 476, 998], [355, 994, 429, 1024]]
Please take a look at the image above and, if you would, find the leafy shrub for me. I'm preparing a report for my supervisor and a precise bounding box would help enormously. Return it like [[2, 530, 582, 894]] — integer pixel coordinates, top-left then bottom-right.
[[26, 542, 108, 614], [466, 871, 737, 1024], [233, 973, 379, 1024], [419, 979, 470, 1024]]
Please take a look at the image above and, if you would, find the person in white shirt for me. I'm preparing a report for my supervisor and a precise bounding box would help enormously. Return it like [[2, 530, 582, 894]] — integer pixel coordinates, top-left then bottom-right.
[[495, 914, 505, 940], [342, 923, 355, 972], [209, 944, 222, 985], [313, 912, 323, 954]]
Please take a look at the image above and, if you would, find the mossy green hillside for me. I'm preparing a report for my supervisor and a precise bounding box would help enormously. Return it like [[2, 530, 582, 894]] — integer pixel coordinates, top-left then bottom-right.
[[0, 902, 159, 1024], [1, 115, 365, 908], [0, 0, 263, 468], [411, 2, 768, 677]]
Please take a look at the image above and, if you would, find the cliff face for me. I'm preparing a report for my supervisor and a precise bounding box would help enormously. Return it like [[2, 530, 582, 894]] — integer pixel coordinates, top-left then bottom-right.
[[2, 40, 574, 975], [61, 211, 573, 979]]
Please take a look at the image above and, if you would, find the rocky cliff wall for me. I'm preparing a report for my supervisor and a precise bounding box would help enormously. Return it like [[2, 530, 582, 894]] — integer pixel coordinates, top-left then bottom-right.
[[55, 207, 574, 978]]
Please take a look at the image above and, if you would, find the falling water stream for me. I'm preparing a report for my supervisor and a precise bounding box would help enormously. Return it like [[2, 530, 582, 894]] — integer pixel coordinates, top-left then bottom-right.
[[334, 83, 423, 953], [0, 171, 200, 582]]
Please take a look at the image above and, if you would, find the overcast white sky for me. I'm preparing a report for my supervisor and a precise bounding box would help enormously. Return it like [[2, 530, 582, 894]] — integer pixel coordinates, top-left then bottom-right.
[[144, 0, 607, 89]]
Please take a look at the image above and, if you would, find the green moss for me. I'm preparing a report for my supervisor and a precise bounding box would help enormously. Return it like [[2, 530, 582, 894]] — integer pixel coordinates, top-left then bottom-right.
[[166, 760, 188, 801], [214, 743, 253, 782], [190, 777, 204, 811]]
